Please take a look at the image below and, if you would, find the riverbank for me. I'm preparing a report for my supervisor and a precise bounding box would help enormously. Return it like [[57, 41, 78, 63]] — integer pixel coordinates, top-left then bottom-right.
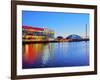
[[22, 38, 89, 44]]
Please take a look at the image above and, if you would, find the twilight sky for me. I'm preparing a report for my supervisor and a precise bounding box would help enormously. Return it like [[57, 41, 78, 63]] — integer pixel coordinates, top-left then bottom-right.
[[22, 11, 89, 38]]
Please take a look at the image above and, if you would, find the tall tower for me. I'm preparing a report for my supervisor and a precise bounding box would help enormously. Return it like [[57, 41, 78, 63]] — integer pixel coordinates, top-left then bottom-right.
[[86, 24, 87, 39]]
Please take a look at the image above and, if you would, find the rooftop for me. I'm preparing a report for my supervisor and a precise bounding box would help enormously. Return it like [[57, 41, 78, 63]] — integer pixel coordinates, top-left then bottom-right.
[[22, 26, 44, 31]]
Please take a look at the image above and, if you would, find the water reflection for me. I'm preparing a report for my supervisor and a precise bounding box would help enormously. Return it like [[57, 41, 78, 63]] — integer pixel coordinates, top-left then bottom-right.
[[22, 41, 89, 69]]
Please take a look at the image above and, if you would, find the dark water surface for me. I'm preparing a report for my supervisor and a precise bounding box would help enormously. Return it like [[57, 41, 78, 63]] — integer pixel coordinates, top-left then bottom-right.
[[22, 41, 89, 69]]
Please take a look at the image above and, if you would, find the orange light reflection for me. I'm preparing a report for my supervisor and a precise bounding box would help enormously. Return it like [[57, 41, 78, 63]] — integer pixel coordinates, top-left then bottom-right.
[[23, 43, 44, 64]]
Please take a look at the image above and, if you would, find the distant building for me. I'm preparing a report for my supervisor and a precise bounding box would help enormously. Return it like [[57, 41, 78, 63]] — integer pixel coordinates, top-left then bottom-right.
[[66, 34, 82, 40], [22, 26, 54, 41]]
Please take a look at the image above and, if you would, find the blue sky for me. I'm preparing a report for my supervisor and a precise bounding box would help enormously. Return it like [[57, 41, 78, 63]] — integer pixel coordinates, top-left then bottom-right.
[[22, 11, 89, 38]]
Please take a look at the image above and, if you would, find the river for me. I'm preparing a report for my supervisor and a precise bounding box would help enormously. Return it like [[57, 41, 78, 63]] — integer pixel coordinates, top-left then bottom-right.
[[22, 41, 89, 69]]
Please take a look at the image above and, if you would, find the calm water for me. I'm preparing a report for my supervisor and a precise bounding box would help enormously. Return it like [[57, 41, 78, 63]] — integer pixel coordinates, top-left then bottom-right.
[[22, 41, 89, 69]]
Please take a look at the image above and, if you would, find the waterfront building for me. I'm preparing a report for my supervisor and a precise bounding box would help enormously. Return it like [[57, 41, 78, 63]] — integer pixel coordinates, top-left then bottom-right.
[[22, 26, 54, 41]]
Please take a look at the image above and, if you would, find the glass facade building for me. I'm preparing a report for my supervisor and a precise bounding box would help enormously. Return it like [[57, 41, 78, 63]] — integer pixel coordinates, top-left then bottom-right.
[[22, 26, 54, 41]]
